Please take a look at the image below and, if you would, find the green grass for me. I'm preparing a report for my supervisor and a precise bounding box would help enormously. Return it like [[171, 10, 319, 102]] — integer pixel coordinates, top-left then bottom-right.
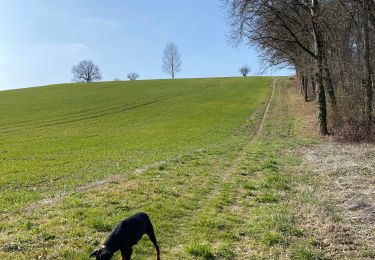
[[0, 77, 271, 211], [0, 77, 346, 259]]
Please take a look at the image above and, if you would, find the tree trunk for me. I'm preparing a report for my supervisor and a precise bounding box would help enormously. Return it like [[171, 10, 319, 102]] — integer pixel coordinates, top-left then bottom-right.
[[311, 75, 316, 100], [301, 77, 304, 95], [301, 74, 305, 95], [303, 74, 309, 102], [316, 64, 328, 135], [324, 66, 337, 107], [311, 0, 329, 135], [362, 0, 374, 126]]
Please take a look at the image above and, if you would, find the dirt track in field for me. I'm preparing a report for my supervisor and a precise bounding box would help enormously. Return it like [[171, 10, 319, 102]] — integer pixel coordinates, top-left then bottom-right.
[[23, 79, 278, 214]]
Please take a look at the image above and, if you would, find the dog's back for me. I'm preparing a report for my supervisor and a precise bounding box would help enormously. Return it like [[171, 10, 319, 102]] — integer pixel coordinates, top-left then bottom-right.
[[104, 212, 151, 248]]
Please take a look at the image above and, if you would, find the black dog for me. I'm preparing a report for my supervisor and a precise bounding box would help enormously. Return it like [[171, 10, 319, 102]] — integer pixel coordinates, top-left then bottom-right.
[[90, 212, 161, 260]]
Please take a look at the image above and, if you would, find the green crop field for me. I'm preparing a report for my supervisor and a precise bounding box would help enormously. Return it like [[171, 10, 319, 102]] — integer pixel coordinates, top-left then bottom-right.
[[3, 77, 358, 259], [0, 77, 271, 212]]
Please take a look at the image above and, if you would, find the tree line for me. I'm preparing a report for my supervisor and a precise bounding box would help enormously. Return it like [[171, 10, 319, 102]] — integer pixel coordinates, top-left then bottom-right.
[[223, 0, 375, 140], [72, 43, 252, 84], [71, 43, 182, 83]]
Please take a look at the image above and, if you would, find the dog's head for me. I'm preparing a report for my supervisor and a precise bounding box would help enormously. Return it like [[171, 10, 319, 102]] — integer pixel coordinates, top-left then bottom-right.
[[90, 246, 114, 260]]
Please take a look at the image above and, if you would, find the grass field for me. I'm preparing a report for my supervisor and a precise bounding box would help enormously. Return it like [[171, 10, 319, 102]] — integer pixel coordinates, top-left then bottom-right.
[[2, 77, 373, 259], [0, 77, 271, 212]]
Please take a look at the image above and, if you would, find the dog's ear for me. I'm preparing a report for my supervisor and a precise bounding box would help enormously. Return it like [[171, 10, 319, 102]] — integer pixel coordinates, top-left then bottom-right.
[[90, 249, 99, 257]]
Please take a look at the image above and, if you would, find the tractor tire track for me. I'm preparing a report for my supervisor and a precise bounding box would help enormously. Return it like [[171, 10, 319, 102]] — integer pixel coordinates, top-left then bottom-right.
[[0, 80, 219, 134], [163, 78, 278, 254], [18, 79, 276, 214]]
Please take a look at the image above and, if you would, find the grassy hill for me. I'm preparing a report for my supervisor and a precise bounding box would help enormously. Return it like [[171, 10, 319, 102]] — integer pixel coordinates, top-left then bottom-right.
[[0, 77, 271, 212], [1, 77, 373, 259]]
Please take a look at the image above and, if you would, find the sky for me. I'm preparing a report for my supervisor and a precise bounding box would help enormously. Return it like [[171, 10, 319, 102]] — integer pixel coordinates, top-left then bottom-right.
[[0, 0, 294, 90]]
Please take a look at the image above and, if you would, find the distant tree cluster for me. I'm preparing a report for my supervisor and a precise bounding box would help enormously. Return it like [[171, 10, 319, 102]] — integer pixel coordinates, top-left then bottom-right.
[[72, 43, 183, 83], [224, 0, 375, 140]]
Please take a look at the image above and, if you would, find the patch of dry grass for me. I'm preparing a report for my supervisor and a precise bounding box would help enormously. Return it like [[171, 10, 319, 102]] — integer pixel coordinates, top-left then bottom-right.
[[288, 77, 375, 258], [301, 143, 375, 257]]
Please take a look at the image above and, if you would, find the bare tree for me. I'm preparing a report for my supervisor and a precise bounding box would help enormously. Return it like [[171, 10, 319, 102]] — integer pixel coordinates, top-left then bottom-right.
[[127, 72, 140, 81], [162, 43, 181, 79], [239, 65, 250, 77], [72, 60, 102, 83], [223, 0, 375, 140], [224, 0, 330, 135]]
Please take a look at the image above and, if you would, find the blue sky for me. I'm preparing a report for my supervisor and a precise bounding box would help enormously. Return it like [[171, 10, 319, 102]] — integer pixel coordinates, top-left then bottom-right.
[[0, 0, 293, 90]]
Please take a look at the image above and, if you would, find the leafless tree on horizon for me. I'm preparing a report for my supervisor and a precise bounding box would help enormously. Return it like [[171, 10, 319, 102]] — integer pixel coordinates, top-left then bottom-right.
[[239, 65, 250, 77], [162, 43, 181, 79], [72, 60, 102, 83], [127, 72, 140, 81]]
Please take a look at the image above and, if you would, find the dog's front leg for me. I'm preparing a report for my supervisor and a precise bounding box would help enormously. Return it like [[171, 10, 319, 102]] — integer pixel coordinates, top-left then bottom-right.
[[120, 247, 133, 260]]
